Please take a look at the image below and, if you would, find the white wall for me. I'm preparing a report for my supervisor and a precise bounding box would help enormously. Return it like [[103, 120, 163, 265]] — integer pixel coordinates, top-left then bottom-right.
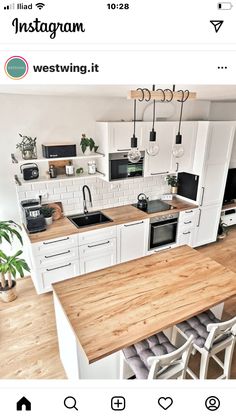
[[0, 92, 210, 222], [209, 102, 236, 121]]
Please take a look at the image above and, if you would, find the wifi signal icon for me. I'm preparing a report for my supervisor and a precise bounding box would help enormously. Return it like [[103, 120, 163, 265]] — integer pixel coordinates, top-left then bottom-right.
[[36, 2, 45, 9]]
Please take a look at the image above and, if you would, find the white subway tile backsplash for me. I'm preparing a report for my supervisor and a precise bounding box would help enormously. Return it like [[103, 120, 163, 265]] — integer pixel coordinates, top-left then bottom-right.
[[20, 184, 32, 192], [61, 192, 74, 199], [16, 175, 170, 216], [54, 187, 67, 194]]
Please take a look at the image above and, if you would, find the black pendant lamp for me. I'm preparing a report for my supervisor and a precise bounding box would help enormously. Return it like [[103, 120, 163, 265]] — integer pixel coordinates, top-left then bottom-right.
[[128, 99, 141, 163]]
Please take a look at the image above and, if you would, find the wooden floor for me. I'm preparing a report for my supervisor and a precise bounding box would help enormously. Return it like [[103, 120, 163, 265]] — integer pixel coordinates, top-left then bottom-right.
[[1, 226, 236, 379]]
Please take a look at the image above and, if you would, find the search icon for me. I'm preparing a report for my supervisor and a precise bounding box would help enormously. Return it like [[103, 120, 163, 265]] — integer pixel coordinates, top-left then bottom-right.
[[64, 396, 78, 411]]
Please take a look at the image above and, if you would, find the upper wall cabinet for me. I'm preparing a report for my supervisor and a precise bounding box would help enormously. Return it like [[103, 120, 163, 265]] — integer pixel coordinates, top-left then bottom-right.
[[96, 122, 145, 153], [170, 122, 198, 173], [143, 122, 176, 176]]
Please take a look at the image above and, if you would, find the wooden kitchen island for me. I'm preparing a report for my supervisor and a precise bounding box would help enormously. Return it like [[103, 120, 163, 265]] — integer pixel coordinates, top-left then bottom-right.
[[52, 245, 236, 379]]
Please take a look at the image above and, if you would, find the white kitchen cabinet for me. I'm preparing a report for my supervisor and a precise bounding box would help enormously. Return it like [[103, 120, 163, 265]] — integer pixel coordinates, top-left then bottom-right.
[[28, 233, 80, 294], [117, 219, 149, 263], [170, 122, 198, 173], [143, 122, 175, 176], [176, 208, 198, 247], [79, 237, 116, 274], [197, 122, 236, 207], [193, 205, 222, 247], [40, 260, 80, 293], [95, 122, 145, 154]]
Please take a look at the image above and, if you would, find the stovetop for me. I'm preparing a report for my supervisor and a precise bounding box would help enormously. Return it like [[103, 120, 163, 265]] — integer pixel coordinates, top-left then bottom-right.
[[132, 199, 175, 214]]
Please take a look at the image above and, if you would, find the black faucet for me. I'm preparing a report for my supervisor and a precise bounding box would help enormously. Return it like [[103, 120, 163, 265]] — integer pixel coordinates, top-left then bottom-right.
[[82, 185, 92, 214]]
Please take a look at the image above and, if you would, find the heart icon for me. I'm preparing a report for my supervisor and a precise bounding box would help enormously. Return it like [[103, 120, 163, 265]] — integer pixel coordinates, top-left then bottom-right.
[[158, 397, 173, 410]]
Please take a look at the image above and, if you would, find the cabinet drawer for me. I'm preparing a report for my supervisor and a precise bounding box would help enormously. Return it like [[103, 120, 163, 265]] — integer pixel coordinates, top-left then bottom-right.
[[179, 209, 196, 222], [78, 226, 117, 246], [177, 230, 195, 247], [35, 246, 79, 268], [79, 237, 116, 257], [40, 259, 80, 291], [178, 219, 195, 232], [32, 234, 78, 256]]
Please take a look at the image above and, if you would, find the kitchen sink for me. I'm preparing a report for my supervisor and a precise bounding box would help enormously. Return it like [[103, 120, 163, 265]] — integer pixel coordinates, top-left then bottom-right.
[[67, 211, 113, 228]]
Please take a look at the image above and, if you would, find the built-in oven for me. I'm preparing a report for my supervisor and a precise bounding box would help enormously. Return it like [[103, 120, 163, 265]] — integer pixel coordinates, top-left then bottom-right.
[[109, 152, 144, 181], [149, 213, 179, 250]]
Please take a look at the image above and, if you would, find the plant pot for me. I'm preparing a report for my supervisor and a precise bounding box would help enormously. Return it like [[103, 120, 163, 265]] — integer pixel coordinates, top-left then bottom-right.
[[82, 148, 92, 156], [171, 186, 178, 194], [0, 280, 17, 303], [45, 216, 53, 226]]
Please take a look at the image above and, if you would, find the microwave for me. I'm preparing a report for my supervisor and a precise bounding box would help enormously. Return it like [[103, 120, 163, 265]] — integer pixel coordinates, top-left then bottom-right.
[[109, 152, 145, 181]]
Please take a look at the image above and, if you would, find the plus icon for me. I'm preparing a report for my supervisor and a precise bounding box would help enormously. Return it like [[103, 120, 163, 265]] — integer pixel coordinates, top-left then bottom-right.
[[111, 396, 126, 411]]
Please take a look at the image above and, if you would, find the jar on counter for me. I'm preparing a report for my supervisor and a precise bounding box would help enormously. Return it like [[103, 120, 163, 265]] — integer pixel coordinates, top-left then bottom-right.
[[48, 164, 57, 178], [65, 160, 75, 176], [88, 160, 96, 175]]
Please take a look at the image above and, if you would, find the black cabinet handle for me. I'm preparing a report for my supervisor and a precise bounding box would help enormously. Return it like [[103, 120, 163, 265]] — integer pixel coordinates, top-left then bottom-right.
[[200, 187, 205, 206], [88, 241, 110, 248], [124, 221, 144, 227], [183, 231, 191, 235], [43, 237, 70, 245], [197, 209, 202, 227], [185, 210, 193, 214], [45, 250, 71, 259], [151, 171, 169, 175], [46, 263, 72, 272], [117, 148, 131, 151], [184, 221, 192, 224]]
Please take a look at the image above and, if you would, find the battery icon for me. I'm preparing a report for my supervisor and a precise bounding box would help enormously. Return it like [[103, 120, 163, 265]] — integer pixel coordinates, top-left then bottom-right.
[[218, 2, 233, 9]]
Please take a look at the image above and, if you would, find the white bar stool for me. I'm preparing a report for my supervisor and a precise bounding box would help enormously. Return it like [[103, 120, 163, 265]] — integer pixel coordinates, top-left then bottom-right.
[[173, 310, 236, 379], [121, 331, 193, 379]]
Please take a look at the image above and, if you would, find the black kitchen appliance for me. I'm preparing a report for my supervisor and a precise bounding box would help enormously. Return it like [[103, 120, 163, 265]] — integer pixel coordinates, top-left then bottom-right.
[[149, 213, 179, 250], [20, 163, 39, 181], [42, 143, 76, 158], [223, 168, 236, 203], [21, 199, 46, 233], [109, 151, 144, 181], [137, 193, 148, 210], [132, 199, 175, 214], [177, 172, 199, 201]]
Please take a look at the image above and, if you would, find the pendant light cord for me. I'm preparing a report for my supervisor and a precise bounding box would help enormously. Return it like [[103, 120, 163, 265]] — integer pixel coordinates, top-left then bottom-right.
[[133, 99, 136, 136], [152, 99, 156, 130], [178, 100, 183, 134]]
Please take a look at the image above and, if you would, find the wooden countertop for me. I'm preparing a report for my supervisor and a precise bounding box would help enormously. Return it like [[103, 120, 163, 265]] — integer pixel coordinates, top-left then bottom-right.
[[27, 198, 198, 243], [52, 245, 236, 364]]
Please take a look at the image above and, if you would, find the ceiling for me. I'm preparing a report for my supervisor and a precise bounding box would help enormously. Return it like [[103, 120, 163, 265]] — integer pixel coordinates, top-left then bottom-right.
[[1, 85, 236, 101]]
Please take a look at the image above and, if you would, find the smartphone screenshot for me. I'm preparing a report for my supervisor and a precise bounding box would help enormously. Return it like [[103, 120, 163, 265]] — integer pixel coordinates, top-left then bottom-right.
[[1, 0, 236, 418]]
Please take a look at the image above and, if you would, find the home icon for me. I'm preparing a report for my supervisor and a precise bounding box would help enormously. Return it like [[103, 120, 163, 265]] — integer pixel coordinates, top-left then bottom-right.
[[16, 396, 31, 411]]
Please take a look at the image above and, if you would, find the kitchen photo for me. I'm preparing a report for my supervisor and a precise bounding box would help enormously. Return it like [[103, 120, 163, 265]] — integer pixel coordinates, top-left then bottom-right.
[[1, 84, 236, 380]]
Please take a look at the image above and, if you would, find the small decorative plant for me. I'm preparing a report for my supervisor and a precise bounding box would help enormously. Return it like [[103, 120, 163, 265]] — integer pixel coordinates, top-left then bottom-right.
[[0, 220, 30, 302], [80, 134, 99, 154], [41, 206, 55, 218], [16, 133, 37, 160], [166, 175, 178, 187], [41, 206, 55, 226]]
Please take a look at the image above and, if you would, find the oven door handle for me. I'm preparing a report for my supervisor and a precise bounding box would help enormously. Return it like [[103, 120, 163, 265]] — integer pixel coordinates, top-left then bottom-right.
[[151, 221, 178, 228]]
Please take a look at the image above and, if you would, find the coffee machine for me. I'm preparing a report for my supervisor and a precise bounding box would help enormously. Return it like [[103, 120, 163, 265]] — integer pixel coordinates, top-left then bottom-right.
[[21, 199, 46, 233]]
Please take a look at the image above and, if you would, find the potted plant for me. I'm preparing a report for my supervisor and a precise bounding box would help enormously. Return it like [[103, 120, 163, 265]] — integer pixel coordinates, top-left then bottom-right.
[[16, 133, 37, 160], [166, 175, 179, 194], [0, 220, 30, 303], [218, 218, 228, 239], [80, 134, 99, 155], [41, 206, 55, 226]]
